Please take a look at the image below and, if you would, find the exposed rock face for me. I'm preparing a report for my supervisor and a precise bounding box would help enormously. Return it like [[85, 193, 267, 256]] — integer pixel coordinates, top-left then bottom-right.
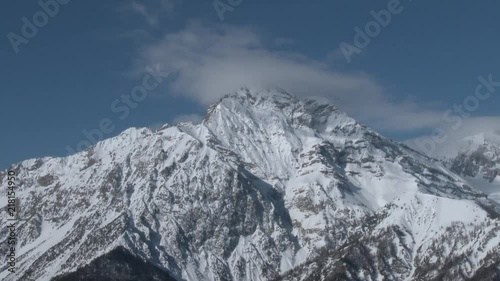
[[52, 247, 177, 281], [0, 89, 499, 281], [450, 141, 500, 182], [275, 221, 500, 281], [445, 135, 500, 204]]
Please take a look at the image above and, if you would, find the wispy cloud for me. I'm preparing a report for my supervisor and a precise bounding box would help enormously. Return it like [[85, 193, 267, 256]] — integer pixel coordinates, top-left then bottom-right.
[[129, 21, 485, 133], [119, 0, 178, 27], [132, 22, 444, 131]]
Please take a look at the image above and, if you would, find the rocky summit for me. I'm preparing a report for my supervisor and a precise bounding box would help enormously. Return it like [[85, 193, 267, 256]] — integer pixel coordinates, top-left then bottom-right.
[[1, 88, 499, 281], [446, 134, 500, 204]]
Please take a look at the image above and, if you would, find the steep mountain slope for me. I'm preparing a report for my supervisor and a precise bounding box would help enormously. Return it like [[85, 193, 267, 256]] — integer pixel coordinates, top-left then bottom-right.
[[446, 134, 500, 204], [53, 247, 177, 281], [1, 89, 499, 281]]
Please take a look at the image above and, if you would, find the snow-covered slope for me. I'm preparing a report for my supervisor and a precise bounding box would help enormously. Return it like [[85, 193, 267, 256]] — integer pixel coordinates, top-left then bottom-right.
[[443, 134, 500, 204], [1, 89, 499, 281]]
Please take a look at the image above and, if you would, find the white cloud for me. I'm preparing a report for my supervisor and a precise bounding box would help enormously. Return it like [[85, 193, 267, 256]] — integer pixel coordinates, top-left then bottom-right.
[[172, 113, 203, 124], [121, 0, 178, 27], [132, 22, 467, 132]]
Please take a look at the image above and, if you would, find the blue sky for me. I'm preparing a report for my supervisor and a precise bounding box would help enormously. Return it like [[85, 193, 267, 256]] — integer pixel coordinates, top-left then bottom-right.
[[1, 0, 500, 169]]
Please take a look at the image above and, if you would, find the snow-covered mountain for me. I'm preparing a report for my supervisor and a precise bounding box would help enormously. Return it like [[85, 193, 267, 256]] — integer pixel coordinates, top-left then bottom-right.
[[1, 89, 499, 281], [446, 133, 500, 204]]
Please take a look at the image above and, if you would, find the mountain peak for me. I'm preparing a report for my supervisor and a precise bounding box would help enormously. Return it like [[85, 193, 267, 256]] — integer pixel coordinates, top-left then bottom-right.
[[2, 89, 500, 281], [204, 88, 346, 132], [221, 87, 294, 101]]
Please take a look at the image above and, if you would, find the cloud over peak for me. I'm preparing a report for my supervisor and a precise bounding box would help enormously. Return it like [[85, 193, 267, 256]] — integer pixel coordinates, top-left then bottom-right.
[[134, 22, 452, 132]]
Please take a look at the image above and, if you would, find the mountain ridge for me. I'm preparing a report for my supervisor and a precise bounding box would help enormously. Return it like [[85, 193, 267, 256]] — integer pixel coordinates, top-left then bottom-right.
[[1, 88, 499, 281]]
